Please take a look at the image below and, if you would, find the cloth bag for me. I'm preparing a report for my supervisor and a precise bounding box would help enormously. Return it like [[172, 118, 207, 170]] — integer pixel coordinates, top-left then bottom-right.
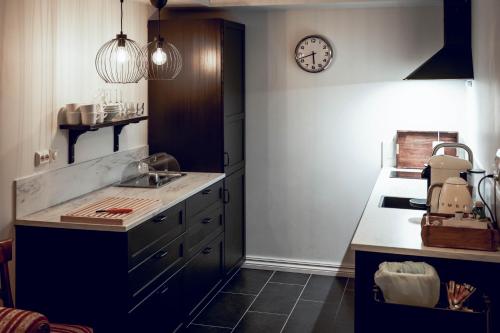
[[374, 261, 440, 308]]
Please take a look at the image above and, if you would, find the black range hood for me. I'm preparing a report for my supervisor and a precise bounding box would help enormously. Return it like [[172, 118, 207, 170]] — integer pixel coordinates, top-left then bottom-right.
[[405, 0, 473, 80]]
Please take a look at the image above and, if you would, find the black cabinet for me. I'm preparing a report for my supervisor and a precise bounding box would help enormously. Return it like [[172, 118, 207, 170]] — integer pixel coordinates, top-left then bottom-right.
[[16, 181, 227, 333], [224, 168, 245, 273], [183, 233, 225, 316], [148, 18, 246, 277]]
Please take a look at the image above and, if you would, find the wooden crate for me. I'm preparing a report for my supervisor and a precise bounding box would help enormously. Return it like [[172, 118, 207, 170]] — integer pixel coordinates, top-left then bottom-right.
[[421, 214, 498, 252]]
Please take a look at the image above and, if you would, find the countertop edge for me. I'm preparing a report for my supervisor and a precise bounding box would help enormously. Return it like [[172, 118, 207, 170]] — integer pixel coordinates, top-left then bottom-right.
[[15, 173, 226, 232]]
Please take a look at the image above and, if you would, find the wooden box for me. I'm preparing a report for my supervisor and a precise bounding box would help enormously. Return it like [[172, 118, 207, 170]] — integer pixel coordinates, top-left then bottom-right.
[[421, 214, 499, 252]]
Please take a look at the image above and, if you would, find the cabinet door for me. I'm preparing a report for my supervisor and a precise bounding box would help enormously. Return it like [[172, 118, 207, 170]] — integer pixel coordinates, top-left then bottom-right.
[[183, 234, 224, 316], [224, 168, 245, 274], [129, 269, 184, 333], [224, 114, 245, 175], [223, 22, 244, 118]]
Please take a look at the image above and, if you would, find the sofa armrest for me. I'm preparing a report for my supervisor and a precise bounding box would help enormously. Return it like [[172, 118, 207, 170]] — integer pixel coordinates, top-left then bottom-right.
[[0, 307, 50, 333]]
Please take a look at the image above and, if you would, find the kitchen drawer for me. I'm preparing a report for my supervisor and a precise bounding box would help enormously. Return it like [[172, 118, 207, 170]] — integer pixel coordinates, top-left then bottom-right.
[[183, 233, 224, 316], [128, 202, 185, 269], [129, 269, 184, 333], [186, 181, 223, 218], [128, 234, 184, 307], [186, 202, 223, 259]]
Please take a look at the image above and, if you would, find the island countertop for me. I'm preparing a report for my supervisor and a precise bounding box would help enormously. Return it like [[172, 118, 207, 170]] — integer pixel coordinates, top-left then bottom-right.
[[350, 168, 500, 263], [15, 172, 225, 232]]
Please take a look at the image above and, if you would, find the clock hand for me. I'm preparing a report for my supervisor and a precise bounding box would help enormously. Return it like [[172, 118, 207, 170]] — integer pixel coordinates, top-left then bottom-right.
[[298, 52, 314, 60], [312, 51, 316, 64]]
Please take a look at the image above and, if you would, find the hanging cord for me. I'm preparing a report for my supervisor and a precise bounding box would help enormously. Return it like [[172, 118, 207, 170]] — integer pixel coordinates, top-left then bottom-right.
[[157, 6, 161, 40], [120, 0, 124, 34], [478, 175, 498, 228]]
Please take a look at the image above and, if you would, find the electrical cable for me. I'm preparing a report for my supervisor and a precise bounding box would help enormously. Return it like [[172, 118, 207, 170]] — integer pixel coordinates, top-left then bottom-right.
[[478, 174, 497, 227]]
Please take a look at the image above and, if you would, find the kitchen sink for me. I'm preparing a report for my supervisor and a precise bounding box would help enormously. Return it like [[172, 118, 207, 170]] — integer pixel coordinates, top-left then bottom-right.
[[389, 170, 423, 179], [379, 196, 427, 211]]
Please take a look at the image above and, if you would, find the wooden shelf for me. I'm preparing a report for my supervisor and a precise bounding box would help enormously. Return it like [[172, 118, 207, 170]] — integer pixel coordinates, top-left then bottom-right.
[[59, 115, 148, 164]]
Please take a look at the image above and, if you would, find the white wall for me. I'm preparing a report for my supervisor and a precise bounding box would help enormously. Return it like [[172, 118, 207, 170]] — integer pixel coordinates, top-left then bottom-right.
[[0, 0, 149, 238], [466, 0, 500, 172], [219, 6, 467, 270]]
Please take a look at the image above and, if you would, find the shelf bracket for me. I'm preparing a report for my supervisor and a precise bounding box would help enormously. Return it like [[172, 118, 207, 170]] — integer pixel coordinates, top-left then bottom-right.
[[68, 129, 96, 164], [113, 125, 127, 152]]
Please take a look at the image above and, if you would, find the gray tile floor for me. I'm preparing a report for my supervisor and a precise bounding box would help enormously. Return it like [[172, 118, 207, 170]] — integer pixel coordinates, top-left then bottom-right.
[[183, 269, 354, 333]]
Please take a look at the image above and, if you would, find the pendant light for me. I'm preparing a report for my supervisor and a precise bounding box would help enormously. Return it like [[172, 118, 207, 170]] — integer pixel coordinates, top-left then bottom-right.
[[95, 0, 144, 84], [142, 0, 182, 80]]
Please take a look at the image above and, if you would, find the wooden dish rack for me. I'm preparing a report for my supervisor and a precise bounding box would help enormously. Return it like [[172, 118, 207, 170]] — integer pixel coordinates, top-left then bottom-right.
[[421, 213, 500, 252]]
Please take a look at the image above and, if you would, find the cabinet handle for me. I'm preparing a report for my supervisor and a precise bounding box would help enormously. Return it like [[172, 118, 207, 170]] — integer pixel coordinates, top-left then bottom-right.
[[202, 218, 213, 224], [223, 189, 230, 204], [202, 188, 212, 195], [153, 250, 169, 259], [202, 247, 212, 254], [224, 152, 230, 167], [153, 215, 168, 223]]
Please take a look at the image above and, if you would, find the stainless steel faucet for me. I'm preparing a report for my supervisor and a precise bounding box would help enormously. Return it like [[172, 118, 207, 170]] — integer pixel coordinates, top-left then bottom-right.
[[431, 142, 474, 164]]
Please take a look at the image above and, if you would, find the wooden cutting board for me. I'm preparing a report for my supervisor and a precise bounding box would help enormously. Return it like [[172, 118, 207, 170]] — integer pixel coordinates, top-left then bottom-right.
[[61, 197, 162, 225], [396, 131, 459, 169]]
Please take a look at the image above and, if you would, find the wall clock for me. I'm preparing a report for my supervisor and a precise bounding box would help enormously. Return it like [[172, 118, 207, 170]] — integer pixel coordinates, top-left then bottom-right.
[[294, 35, 333, 73]]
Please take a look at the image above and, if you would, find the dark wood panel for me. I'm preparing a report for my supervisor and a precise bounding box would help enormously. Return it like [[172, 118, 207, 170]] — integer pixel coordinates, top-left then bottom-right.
[[224, 168, 245, 274], [223, 22, 245, 118], [396, 131, 459, 169], [224, 114, 245, 175], [148, 19, 224, 172]]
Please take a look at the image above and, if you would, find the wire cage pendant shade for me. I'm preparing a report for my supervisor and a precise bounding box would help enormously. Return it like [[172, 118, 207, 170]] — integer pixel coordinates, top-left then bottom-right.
[[143, 0, 182, 80], [142, 38, 182, 80], [95, 0, 144, 84]]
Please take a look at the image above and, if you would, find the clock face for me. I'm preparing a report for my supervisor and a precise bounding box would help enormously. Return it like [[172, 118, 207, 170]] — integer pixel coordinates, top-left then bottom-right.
[[295, 35, 333, 73]]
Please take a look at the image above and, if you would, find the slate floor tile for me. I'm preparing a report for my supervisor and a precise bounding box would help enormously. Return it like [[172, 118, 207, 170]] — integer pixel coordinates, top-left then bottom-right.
[[223, 269, 274, 295], [336, 290, 354, 324], [270, 271, 310, 285], [346, 278, 355, 292], [282, 300, 338, 333], [193, 292, 255, 328], [250, 282, 303, 315], [184, 324, 232, 332], [233, 311, 287, 333], [300, 275, 347, 304]]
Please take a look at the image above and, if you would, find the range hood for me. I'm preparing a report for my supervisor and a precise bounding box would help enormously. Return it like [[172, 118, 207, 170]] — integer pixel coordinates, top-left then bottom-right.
[[405, 0, 473, 80]]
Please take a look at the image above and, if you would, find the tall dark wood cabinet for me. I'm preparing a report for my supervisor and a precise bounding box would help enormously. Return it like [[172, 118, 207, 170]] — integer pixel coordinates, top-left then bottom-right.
[[148, 18, 246, 276]]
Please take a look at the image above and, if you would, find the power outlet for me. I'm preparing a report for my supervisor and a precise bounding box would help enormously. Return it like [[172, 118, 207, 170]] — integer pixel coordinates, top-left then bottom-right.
[[34, 150, 50, 167]]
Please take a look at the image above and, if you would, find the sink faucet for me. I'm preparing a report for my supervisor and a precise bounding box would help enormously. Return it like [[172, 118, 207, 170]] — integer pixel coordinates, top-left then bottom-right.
[[431, 142, 474, 164]]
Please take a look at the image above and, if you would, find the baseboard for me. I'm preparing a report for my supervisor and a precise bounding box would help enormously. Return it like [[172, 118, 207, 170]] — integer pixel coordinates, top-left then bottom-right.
[[243, 256, 355, 278]]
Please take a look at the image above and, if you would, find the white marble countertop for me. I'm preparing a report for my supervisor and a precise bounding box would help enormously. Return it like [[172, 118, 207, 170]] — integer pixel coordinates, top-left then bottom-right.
[[350, 168, 500, 263], [15, 172, 225, 232]]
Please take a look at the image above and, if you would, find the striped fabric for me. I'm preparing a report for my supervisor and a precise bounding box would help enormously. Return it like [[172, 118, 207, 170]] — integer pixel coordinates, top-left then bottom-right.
[[50, 323, 93, 333], [0, 306, 50, 333]]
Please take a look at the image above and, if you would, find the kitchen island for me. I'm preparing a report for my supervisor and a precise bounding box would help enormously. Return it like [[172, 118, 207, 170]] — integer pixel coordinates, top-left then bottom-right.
[[14, 172, 243, 333], [351, 168, 500, 333]]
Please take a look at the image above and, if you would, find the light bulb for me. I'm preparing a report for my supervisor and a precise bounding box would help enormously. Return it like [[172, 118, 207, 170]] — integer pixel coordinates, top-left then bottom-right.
[[116, 46, 129, 63], [151, 47, 167, 66]]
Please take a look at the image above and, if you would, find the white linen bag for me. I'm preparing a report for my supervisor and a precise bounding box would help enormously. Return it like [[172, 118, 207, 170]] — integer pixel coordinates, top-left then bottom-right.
[[374, 261, 440, 308]]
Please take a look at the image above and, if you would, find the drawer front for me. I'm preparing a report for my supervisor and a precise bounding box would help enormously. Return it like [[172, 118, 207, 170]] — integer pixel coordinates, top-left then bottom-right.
[[183, 233, 224, 316], [129, 270, 184, 333], [128, 202, 185, 269], [128, 234, 184, 306], [186, 202, 223, 259], [186, 181, 223, 218]]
